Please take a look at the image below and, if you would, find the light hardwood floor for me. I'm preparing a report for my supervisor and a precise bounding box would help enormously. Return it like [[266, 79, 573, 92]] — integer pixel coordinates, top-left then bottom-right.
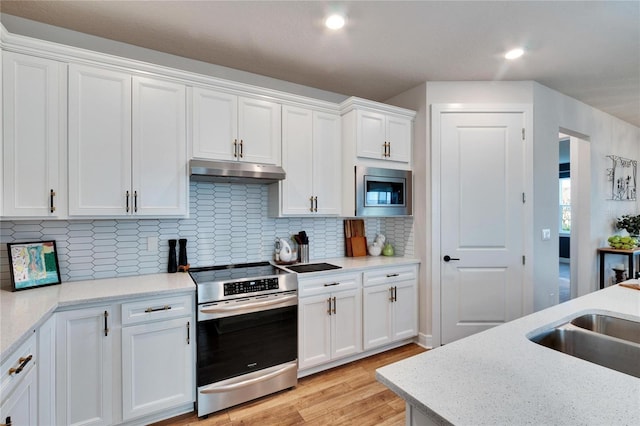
[[153, 343, 427, 425]]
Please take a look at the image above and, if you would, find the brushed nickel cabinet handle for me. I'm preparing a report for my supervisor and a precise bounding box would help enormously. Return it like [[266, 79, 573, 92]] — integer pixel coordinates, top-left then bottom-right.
[[233, 139, 238, 157], [388, 141, 391, 157], [104, 310, 109, 336], [332, 296, 336, 314], [386, 273, 400, 278], [323, 282, 339, 287], [8, 354, 33, 375], [239, 139, 244, 158], [125, 191, 130, 213], [50, 189, 56, 213], [145, 305, 171, 313], [310, 196, 314, 212], [187, 321, 190, 345], [314, 196, 318, 212], [327, 297, 332, 315], [134, 190, 138, 212]]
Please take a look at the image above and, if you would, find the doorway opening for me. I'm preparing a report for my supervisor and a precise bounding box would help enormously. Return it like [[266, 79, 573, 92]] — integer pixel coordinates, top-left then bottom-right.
[[559, 135, 571, 303], [558, 129, 591, 301]]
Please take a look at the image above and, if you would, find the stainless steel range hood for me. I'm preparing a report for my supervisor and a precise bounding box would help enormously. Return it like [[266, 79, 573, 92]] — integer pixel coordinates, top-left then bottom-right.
[[190, 159, 285, 184]]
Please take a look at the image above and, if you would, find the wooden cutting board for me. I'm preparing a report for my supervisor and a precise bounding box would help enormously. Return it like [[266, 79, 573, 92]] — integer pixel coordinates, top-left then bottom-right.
[[619, 283, 640, 290], [344, 219, 366, 257], [351, 236, 367, 257]]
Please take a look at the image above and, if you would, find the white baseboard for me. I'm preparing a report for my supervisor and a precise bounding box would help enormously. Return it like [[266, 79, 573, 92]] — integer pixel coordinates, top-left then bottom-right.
[[417, 332, 433, 349]]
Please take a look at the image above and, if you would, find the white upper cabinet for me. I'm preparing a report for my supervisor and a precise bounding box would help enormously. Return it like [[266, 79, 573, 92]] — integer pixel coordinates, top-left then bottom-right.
[[270, 106, 340, 216], [191, 87, 281, 165], [356, 109, 411, 163], [341, 97, 415, 168], [2, 52, 67, 217], [132, 76, 188, 216], [68, 64, 187, 217]]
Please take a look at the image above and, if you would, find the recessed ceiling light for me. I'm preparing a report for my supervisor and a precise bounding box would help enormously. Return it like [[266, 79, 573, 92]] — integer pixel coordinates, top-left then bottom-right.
[[325, 14, 346, 30], [505, 48, 525, 60]]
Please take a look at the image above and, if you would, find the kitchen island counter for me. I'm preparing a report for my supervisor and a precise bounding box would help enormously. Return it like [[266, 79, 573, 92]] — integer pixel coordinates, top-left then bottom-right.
[[376, 282, 640, 425], [1, 272, 195, 361]]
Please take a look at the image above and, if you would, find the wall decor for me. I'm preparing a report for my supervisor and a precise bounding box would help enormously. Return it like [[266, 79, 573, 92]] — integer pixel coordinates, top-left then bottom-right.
[[606, 155, 637, 201], [7, 240, 61, 291]]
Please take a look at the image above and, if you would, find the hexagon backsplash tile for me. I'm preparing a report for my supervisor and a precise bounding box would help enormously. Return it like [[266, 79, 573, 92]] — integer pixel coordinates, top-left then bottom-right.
[[1, 181, 414, 285]]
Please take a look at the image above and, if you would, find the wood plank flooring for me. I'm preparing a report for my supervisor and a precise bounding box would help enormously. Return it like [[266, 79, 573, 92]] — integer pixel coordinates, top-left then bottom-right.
[[153, 343, 427, 425]]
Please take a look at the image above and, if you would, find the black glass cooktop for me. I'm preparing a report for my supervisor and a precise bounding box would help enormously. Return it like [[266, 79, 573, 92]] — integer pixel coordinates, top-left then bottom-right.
[[189, 262, 284, 283]]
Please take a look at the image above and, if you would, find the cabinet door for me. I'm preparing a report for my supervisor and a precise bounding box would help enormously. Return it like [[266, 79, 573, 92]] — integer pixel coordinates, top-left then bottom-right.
[[132, 77, 187, 216], [312, 111, 341, 215], [68, 64, 132, 216], [386, 115, 411, 163], [191, 87, 237, 161], [56, 307, 113, 426], [331, 289, 362, 360], [362, 285, 393, 350], [298, 294, 332, 370], [121, 317, 194, 421], [38, 315, 56, 425], [392, 280, 418, 341], [281, 106, 314, 215], [0, 366, 37, 426], [356, 109, 386, 160], [2, 52, 66, 217], [238, 97, 281, 165]]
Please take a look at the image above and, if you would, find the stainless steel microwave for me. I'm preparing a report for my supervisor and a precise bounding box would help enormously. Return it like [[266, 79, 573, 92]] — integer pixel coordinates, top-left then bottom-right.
[[355, 166, 412, 216]]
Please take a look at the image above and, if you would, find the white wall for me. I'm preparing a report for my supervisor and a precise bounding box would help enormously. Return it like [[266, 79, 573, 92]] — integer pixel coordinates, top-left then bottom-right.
[[387, 80, 639, 344], [533, 83, 640, 305]]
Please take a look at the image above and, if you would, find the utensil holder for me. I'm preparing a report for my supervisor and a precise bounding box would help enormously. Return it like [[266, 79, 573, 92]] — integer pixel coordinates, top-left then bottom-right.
[[299, 244, 309, 263]]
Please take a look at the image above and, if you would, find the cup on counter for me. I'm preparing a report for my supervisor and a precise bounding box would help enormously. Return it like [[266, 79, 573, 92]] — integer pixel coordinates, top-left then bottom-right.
[[299, 244, 309, 263]]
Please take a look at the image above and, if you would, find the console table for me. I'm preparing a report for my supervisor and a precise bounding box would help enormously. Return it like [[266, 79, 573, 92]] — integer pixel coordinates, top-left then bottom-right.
[[597, 247, 640, 289]]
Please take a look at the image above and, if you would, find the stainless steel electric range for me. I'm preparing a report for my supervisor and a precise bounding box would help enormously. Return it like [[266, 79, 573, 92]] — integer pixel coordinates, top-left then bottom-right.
[[189, 262, 298, 418]]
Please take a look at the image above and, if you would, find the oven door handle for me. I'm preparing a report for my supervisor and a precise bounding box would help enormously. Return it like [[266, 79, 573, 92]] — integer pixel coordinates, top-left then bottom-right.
[[200, 362, 297, 394], [200, 294, 297, 314]]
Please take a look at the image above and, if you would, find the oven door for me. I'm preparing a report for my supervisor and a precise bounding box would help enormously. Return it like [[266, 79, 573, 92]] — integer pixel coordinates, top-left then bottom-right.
[[197, 302, 297, 386]]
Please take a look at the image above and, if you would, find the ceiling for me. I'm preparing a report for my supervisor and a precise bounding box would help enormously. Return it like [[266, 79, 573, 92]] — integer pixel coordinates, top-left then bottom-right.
[[1, 1, 639, 127]]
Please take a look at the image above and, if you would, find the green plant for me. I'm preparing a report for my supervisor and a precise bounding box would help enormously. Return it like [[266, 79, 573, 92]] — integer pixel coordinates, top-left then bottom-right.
[[616, 214, 640, 236]]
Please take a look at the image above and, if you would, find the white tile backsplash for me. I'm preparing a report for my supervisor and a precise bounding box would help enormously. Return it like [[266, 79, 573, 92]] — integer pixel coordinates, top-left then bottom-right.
[[1, 181, 414, 287]]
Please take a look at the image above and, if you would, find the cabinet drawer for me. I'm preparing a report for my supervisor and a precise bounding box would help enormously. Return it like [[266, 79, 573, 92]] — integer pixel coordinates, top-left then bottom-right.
[[1, 333, 36, 400], [298, 272, 361, 298], [121, 294, 193, 326], [363, 266, 417, 287]]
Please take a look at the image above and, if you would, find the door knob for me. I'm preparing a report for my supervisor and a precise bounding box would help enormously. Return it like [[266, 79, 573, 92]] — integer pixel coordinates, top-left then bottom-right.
[[443, 255, 460, 262]]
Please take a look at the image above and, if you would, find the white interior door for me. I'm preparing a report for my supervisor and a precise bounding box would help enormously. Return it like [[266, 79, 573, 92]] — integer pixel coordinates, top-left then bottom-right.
[[440, 111, 525, 344]]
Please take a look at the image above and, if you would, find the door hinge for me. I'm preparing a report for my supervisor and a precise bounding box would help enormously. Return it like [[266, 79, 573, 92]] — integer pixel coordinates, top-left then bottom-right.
[[522, 128, 525, 140], [522, 255, 526, 265]]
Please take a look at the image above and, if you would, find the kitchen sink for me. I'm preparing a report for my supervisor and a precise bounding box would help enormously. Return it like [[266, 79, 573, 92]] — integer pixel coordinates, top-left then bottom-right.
[[570, 313, 640, 344], [285, 262, 342, 273], [529, 314, 640, 378]]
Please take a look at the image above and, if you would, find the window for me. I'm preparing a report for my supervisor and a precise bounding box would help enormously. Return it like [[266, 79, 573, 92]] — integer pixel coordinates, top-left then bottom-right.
[[559, 177, 571, 233]]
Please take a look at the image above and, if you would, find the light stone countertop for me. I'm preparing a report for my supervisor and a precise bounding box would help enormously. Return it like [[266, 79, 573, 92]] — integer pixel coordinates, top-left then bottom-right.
[[1, 256, 418, 362], [376, 282, 640, 425], [1, 272, 195, 361]]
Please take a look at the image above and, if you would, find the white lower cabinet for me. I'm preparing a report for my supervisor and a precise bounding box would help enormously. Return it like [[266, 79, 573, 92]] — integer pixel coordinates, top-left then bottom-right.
[[38, 315, 56, 425], [363, 265, 418, 350], [56, 306, 114, 426], [54, 293, 195, 426], [121, 296, 194, 422], [298, 273, 362, 370], [0, 334, 38, 426]]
